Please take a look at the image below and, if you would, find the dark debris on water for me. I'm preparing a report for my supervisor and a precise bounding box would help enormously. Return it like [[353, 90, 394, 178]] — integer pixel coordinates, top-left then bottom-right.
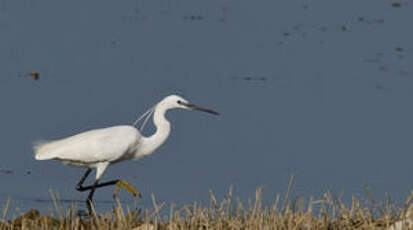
[[0, 168, 13, 175], [29, 71, 40, 81], [395, 47, 403, 52], [182, 15, 204, 21], [231, 76, 267, 82]]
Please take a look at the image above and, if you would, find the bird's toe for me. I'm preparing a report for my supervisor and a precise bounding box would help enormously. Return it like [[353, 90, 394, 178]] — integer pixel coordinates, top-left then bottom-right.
[[113, 180, 142, 199]]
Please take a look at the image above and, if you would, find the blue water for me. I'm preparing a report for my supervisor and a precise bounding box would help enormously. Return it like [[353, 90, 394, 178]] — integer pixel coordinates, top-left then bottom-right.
[[0, 0, 412, 216]]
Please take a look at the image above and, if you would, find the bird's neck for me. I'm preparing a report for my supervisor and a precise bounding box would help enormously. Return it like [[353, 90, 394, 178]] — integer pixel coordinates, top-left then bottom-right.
[[136, 105, 171, 158]]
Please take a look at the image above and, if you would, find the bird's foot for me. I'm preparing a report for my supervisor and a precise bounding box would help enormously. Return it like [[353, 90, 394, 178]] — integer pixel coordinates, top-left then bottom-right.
[[113, 180, 142, 199]]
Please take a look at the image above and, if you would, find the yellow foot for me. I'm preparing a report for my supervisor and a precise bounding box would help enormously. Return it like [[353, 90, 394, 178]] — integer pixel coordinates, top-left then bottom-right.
[[113, 180, 142, 199]]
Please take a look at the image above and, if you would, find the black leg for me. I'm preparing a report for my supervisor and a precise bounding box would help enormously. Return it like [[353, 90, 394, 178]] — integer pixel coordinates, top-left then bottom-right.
[[77, 179, 120, 191], [86, 180, 98, 215], [75, 168, 120, 214], [76, 169, 92, 191]]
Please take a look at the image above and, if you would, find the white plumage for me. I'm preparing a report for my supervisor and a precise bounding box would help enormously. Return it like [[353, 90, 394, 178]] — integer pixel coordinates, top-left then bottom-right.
[[34, 95, 218, 181], [35, 126, 140, 163]]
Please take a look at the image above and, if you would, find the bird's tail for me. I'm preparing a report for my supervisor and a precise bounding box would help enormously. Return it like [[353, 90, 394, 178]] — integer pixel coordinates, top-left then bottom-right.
[[33, 140, 59, 160]]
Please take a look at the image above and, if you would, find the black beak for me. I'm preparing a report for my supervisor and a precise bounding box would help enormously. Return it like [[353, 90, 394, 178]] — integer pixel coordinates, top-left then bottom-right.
[[179, 102, 219, 115]]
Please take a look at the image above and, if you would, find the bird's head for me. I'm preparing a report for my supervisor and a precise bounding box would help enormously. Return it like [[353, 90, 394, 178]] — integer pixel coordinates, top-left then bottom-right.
[[160, 95, 219, 115]]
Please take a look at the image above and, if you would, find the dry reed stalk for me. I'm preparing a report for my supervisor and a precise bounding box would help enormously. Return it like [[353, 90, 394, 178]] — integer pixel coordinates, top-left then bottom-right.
[[0, 187, 412, 229]]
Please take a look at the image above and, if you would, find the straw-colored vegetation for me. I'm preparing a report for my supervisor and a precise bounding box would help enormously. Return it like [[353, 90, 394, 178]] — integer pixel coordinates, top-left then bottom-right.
[[1, 181, 413, 230]]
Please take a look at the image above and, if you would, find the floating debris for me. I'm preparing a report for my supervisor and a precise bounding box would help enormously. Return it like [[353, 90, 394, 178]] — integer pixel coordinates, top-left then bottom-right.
[[352, 16, 385, 25], [231, 76, 267, 82], [376, 85, 384, 90], [111, 40, 119, 48], [183, 15, 204, 21], [279, 14, 386, 46], [391, 2, 402, 8], [379, 66, 388, 72], [364, 48, 410, 77], [0, 168, 13, 175], [28, 71, 39, 81], [282, 32, 290, 37]]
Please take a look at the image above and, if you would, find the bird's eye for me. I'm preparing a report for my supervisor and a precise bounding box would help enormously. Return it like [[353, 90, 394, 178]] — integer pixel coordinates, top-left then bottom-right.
[[177, 100, 182, 104]]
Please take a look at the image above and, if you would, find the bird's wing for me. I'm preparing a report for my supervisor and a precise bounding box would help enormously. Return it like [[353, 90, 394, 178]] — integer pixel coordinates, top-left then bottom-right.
[[35, 126, 141, 164]]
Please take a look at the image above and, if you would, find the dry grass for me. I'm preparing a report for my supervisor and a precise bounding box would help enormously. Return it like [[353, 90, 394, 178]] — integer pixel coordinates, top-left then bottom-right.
[[1, 181, 413, 230]]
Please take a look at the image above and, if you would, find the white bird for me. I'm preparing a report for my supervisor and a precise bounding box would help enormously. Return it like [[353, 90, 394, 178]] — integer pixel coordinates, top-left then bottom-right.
[[34, 95, 219, 214]]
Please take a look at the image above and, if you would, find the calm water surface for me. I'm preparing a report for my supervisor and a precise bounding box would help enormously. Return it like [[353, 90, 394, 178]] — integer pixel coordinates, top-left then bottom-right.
[[0, 0, 412, 215]]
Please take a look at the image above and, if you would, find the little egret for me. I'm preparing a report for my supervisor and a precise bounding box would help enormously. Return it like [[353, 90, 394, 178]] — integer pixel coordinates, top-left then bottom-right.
[[34, 95, 219, 214]]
